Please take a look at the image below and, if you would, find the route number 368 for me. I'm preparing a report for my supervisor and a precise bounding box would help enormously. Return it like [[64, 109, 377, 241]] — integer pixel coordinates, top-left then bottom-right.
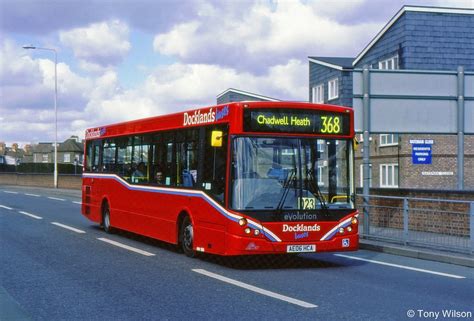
[[320, 116, 341, 134]]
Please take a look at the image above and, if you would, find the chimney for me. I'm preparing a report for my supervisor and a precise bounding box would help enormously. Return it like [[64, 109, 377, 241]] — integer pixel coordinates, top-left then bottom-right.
[[24, 144, 32, 154]]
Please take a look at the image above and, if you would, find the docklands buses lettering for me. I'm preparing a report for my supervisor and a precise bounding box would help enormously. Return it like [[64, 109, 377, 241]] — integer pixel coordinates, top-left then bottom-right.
[[183, 108, 216, 126], [183, 106, 229, 126], [85, 127, 106, 139], [282, 224, 321, 232]]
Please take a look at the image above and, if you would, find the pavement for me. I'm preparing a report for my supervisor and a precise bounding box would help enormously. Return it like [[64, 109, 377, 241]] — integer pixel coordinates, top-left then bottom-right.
[[1, 184, 473, 320], [359, 239, 474, 268]]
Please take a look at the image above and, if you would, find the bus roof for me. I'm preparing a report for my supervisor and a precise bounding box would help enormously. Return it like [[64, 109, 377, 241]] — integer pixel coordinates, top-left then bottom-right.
[[84, 101, 353, 140]]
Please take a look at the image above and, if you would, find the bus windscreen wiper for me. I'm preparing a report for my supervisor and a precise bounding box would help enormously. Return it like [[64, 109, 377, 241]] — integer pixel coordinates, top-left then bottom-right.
[[307, 169, 329, 211], [276, 169, 296, 211]]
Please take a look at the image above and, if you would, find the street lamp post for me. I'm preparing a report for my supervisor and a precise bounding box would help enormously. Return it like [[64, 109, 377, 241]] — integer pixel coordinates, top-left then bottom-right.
[[23, 45, 58, 188]]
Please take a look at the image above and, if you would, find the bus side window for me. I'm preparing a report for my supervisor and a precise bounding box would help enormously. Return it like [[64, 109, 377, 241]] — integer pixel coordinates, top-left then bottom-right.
[[131, 135, 150, 184], [176, 128, 198, 188], [151, 133, 166, 185], [115, 137, 133, 182], [85, 142, 93, 172], [91, 140, 102, 172], [103, 139, 116, 173], [163, 132, 175, 186]]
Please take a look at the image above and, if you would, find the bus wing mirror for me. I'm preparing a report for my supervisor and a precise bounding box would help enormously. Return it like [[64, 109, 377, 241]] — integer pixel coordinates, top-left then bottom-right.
[[353, 137, 360, 151], [211, 130, 223, 147]]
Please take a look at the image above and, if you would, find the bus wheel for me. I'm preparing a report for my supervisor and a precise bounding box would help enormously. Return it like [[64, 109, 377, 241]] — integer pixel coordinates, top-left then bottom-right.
[[102, 203, 113, 234], [180, 216, 196, 258]]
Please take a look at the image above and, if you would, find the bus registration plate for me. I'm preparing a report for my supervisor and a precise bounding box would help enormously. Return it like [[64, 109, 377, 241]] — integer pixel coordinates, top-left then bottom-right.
[[286, 245, 316, 253]]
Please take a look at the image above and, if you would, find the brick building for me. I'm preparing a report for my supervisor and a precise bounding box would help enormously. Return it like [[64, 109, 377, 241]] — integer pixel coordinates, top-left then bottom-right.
[[308, 5, 474, 190]]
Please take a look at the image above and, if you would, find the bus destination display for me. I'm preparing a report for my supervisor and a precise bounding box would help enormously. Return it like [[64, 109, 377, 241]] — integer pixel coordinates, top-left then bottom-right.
[[244, 108, 350, 135]]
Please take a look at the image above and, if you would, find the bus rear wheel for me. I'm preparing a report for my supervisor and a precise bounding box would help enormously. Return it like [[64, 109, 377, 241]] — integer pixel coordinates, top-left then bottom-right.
[[102, 203, 114, 234], [180, 216, 196, 258]]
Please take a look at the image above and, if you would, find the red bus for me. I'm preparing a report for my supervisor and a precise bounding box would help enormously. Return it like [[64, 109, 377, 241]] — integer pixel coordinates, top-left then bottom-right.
[[82, 101, 358, 256]]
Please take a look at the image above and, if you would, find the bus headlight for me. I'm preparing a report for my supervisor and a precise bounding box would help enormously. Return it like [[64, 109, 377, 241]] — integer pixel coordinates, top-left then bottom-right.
[[244, 227, 251, 234], [239, 218, 247, 226], [339, 227, 345, 234], [347, 226, 352, 232], [254, 229, 260, 236], [351, 217, 358, 225]]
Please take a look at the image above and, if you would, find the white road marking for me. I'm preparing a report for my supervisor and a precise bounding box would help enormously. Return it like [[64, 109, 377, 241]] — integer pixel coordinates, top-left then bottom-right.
[[0, 205, 13, 210], [51, 222, 86, 234], [97, 238, 155, 256], [192, 269, 318, 308], [98, 238, 155, 256], [48, 197, 65, 201], [334, 254, 465, 279], [18, 211, 43, 220], [3, 191, 18, 194], [72, 201, 82, 205], [25, 193, 41, 197]]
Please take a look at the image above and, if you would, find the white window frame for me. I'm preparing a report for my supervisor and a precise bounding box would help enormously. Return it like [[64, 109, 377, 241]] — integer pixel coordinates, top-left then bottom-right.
[[317, 166, 325, 186], [359, 164, 372, 187], [380, 164, 399, 188], [42, 154, 48, 163], [378, 55, 399, 70], [64, 153, 71, 163], [379, 134, 398, 147], [317, 141, 325, 153], [312, 84, 324, 103], [328, 78, 339, 101]]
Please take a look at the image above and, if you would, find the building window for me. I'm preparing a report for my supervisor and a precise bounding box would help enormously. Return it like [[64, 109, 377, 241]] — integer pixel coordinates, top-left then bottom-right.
[[42, 154, 48, 163], [317, 140, 325, 153], [317, 166, 325, 186], [328, 78, 339, 100], [379, 55, 399, 70], [64, 154, 71, 163], [380, 164, 398, 188], [312, 84, 324, 103], [380, 134, 399, 146], [359, 164, 372, 187]]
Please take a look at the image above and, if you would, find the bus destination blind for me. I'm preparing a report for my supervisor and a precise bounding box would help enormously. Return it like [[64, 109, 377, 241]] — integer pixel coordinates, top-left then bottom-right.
[[244, 109, 350, 135]]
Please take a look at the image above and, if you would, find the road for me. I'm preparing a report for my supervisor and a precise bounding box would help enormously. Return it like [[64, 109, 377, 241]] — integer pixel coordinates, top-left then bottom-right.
[[1, 185, 473, 321]]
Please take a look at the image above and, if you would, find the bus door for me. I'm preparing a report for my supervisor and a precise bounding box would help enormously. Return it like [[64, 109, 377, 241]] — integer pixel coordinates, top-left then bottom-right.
[[84, 139, 102, 218]]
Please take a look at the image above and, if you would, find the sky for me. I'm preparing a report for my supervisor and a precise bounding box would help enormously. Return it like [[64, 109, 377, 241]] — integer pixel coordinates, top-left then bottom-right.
[[1, 0, 472, 146]]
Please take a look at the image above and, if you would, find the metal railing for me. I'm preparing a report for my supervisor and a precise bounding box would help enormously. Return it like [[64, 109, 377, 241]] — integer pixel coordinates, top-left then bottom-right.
[[357, 194, 474, 254]]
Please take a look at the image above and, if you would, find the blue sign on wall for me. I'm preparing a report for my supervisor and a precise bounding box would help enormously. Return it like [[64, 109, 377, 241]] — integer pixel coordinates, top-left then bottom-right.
[[412, 144, 432, 164]]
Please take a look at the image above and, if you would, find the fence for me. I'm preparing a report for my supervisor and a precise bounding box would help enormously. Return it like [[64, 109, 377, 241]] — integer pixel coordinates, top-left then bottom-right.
[[0, 173, 82, 189], [0, 163, 83, 174], [357, 194, 474, 254]]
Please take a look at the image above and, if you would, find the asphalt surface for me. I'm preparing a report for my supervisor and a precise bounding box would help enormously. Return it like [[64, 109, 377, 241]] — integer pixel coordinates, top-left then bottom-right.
[[1, 185, 473, 321]]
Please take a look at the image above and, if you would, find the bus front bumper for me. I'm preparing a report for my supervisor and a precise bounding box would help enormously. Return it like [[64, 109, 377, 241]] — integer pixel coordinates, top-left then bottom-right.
[[224, 232, 359, 256]]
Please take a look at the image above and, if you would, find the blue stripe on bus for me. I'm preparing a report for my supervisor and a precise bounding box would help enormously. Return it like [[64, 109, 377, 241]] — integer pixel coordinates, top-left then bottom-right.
[[82, 173, 280, 242]]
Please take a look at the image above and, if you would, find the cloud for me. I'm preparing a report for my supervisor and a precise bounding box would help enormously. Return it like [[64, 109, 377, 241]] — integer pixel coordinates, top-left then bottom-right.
[[0, 38, 98, 144], [0, 0, 203, 35], [0, 45, 92, 111], [83, 60, 308, 128], [60, 20, 131, 71], [0, 39, 42, 86], [152, 1, 383, 72]]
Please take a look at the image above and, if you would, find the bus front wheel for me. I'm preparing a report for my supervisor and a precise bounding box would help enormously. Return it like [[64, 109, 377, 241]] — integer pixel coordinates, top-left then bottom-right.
[[180, 216, 196, 258], [102, 203, 114, 234]]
